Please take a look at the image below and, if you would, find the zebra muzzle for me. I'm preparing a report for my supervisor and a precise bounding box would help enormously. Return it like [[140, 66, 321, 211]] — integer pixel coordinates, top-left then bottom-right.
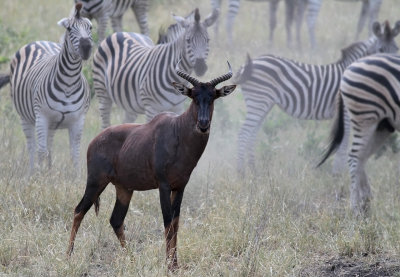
[[194, 58, 207, 77], [79, 38, 92, 60]]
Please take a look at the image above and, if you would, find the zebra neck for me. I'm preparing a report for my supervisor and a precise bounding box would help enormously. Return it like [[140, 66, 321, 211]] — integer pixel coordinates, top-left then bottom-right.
[[56, 40, 84, 97], [338, 37, 375, 69]]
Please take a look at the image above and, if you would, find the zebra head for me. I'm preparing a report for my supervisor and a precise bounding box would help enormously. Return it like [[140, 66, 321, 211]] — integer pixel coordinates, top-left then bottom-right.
[[58, 3, 93, 60], [174, 8, 219, 77], [370, 20, 400, 54], [172, 62, 236, 133]]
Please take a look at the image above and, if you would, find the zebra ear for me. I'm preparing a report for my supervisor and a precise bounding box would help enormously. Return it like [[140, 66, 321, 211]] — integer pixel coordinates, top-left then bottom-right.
[[204, 8, 219, 27], [371, 21, 382, 38], [392, 21, 400, 37], [172, 82, 192, 97], [216, 85, 236, 99], [58, 18, 70, 29]]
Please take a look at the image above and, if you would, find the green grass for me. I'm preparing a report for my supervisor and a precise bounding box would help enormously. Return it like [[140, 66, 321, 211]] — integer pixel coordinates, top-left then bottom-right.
[[1, 0, 400, 276]]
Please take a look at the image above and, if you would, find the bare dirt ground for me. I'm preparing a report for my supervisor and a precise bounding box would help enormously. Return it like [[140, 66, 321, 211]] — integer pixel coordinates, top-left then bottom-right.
[[300, 255, 400, 277]]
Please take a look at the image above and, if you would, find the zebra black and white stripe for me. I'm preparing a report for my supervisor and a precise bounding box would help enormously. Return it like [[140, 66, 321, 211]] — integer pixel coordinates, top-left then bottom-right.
[[211, 0, 240, 45], [75, 0, 149, 42], [236, 20, 400, 175], [318, 53, 400, 213], [92, 8, 219, 129], [211, 0, 321, 49], [268, 0, 322, 50], [0, 3, 92, 173]]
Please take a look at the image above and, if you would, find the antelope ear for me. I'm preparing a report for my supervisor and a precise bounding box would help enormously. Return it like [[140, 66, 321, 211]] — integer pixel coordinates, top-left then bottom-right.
[[172, 82, 192, 97], [371, 21, 382, 38], [204, 8, 219, 27], [58, 18, 70, 29], [216, 85, 236, 98]]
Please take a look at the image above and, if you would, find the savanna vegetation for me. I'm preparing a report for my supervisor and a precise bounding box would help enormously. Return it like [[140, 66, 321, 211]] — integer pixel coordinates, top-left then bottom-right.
[[1, 0, 400, 276]]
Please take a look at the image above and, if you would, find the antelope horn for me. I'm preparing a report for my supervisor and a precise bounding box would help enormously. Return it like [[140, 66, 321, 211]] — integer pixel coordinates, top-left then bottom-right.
[[209, 61, 233, 87], [175, 59, 200, 86]]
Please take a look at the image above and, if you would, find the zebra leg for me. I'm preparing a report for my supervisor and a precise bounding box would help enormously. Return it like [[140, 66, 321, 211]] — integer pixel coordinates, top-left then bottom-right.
[[68, 117, 85, 171], [21, 120, 36, 174], [47, 129, 56, 170], [35, 115, 49, 171], [268, 0, 279, 48], [305, 0, 321, 50], [294, 0, 307, 51], [348, 122, 392, 214], [110, 15, 123, 33], [123, 111, 138, 124], [284, 0, 295, 49], [96, 88, 113, 129], [211, 0, 222, 40], [356, 0, 369, 39], [237, 100, 273, 175], [332, 109, 351, 175], [131, 0, 150, 36], [226, 0, 240, 45], [95, 14, 109, 43]]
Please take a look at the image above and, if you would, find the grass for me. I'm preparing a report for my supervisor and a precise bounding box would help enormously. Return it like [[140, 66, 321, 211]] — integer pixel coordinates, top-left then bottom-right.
[[1, 0, 400, 276]]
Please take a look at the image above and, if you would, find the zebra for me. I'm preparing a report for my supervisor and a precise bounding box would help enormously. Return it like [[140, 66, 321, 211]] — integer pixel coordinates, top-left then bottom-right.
[[318, 53, 400, 214], [210, 0, 321, 49], [211, 0, 240, 45], [0, 3, 92, 173], [74, 0, 149, 42], [92, 8, 219, 129], [336, 0, 382, 40], [235, 20, 400, 175], [268, 0, 322, 50]]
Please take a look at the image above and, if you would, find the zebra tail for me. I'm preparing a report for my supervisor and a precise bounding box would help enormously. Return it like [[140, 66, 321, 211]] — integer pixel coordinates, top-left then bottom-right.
[[0, 74, 10, 89], [235, 53, 253, 84], [317, 93, 345, 167]]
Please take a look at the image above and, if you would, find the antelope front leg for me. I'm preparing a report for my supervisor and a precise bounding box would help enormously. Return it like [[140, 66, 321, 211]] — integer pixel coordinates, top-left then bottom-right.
[[159, 183, 184, 271]]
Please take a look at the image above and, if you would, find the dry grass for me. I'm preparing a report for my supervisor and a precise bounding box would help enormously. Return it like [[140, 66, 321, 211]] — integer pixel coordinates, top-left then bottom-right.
[[1, 0, 400, 276]]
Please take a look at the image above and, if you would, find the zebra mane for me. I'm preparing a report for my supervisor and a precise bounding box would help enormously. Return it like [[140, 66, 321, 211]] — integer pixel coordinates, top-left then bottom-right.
[[157, 23, 181, 44], [339, 40, 368, 62]]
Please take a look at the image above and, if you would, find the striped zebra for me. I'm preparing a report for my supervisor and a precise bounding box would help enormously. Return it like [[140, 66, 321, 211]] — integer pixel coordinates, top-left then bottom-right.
[[211, 0, 240, 45], [0, 3, 92, 173], [336, 0, 382, 40], [92, 8, 219, 129], [75, 0, 149, 42], [318, 53, 400, 213], [268, 0, 322, 50], [211, 0, 321, 49], [236, 20, 400, 175]]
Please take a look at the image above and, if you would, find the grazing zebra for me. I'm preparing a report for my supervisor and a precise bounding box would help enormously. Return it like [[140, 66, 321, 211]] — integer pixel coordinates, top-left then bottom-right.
[[236, 20, 400, 175], [336, 0, 382, 40], [0, 3, 92, 173], [92, 8, 219, 129], [268, 0, 322, 50], [74, 0, 149, 42], [318, 53, 400, 213]]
